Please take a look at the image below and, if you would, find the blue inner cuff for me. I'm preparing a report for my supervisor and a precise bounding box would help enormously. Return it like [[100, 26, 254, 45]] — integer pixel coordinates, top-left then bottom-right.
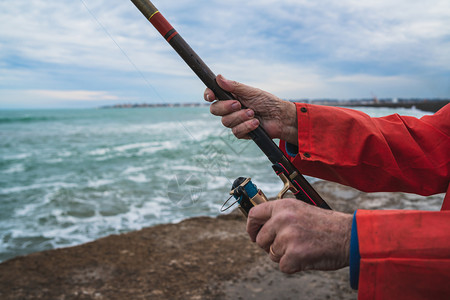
[[285, 142, 299, 157], [350, 211, 361, 290]]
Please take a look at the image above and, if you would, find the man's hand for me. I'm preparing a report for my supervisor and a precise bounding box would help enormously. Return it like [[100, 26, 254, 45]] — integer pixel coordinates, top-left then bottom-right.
[[247, 198, 352, 274], [204, 75, 298, 145]]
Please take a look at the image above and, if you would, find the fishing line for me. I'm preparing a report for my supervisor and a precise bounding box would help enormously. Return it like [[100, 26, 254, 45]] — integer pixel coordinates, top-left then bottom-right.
[[78, 0, 204, 140], [79, 0, 233, 188], [79, 0, 164, 103]]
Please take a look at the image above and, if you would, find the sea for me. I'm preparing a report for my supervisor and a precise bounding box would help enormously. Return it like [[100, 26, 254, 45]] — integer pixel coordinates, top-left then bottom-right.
[[0, 105, 432, 262]]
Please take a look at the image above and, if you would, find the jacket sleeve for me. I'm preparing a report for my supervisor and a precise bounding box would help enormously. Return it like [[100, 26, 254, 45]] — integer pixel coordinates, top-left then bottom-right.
[[281, 103, 450, 196], [355, 209, 450, 300], [279, 103, 450, 298]]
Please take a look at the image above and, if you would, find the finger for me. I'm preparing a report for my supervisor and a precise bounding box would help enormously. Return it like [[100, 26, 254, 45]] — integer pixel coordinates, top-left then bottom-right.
[[246, 201, 274, 242], [204, 88, 216, 102], [279, 253, 299, 274], [221, 109, 254, 128], [269, 227, 293, 265], [232, 119, 260, 139], [278, 248, 303, 274], [269, 244, 282, 263], [210, 100, 241, 116], [254, 218, 276, 252], [216, 74, 256, 97]]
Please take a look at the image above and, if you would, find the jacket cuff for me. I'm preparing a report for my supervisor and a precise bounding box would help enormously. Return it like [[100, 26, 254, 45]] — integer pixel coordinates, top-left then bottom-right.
[[350, 211, 361, 290], [280, 103, 313, 162], [285, 142, 299, 158]]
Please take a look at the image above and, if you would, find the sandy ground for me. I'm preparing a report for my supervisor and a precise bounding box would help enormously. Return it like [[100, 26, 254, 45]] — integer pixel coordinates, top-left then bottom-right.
[[0, 181, 444, 299]]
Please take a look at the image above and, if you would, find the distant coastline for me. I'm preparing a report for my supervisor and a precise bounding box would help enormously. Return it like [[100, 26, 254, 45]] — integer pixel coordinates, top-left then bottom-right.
[[309, 98, 450, 113], [100, 102, 210, 109], [101, 98, 449, 113]]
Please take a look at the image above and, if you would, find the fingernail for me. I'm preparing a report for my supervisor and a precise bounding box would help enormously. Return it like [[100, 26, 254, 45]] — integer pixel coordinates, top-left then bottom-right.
[[231, 102, 240, 110], [252, 119, 259, 126], [246, 109, 254, 117]]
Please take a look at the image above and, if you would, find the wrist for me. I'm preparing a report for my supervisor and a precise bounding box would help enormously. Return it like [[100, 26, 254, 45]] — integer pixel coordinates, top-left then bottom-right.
[[279, 101, 298, 145]]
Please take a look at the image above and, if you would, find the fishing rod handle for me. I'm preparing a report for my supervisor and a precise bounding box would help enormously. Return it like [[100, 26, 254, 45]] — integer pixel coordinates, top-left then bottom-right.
[[131, 0, 330, 209]]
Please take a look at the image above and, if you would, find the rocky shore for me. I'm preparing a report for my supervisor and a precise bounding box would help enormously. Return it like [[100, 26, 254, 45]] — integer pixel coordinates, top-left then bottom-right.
[[0, 181, 444, 300]]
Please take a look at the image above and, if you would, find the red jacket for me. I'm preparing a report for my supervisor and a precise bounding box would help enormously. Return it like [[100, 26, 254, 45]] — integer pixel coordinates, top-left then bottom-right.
[[280, 103, 450, 299]]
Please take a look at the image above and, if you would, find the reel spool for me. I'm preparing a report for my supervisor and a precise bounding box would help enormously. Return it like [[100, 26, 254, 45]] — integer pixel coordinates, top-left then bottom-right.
[[222, 177, 268, 217]]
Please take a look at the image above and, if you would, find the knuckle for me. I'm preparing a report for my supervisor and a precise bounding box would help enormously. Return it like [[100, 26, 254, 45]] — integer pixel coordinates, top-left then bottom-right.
[[244, 119, 255, 131], [255, 234, 265, 248], [279, 261, 295, 274], [232, 125, 245, 139], [277, 227, 297, 241], [274, 199, 300, 214], [221, 117, 231, 128], [232, 130, 242, 139], [279, 253, 301, 274], [209, 103, 218, 115], [281, 198, 298, 207], [247, 207, 258, 219], [229, 113, 243, 126], [272, 208, 296, 225], [231, 80, 240, 91]]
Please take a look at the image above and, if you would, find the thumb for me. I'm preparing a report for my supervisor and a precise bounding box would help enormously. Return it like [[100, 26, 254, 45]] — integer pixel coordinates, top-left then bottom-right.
[[216, 74, 257, 98]]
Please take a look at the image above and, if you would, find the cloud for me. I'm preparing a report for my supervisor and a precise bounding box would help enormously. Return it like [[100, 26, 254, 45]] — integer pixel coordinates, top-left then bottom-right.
[[0, 89, 122, 109], [30, 90, 119, 101], [214, 58, 434, 99], [0, 0, 449, 108], [3, 0, 449, 73]]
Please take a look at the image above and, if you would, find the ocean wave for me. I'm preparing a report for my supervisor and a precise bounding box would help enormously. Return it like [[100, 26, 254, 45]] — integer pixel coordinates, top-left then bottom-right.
[[137, 141, 180, 156], [0, 116, 58, 124], [44, 158, 64, 164], [0, 182, 78, 195], [127, 174, 148, 183], [87, 178, 116, 188], [122, 166, 148, 174], [2, 153, 31, 161], [88, 141, 182, 159], [92, 118, 216, 137], [0, 105, 439, 264], [2, 163, 25, 174], [0, 194, 176, 262], [113, 142, 156, 153], [88, 148, 111, 156]]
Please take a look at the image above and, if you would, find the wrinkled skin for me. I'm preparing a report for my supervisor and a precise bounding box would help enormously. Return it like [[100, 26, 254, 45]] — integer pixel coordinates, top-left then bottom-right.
[[204, 75, 298, 145], [247, 199, 352, 273], [204, 75, 353, 273]]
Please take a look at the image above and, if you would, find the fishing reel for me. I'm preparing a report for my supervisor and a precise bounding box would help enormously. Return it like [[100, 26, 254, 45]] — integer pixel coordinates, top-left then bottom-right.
[[222, 177, 269, 217], [223, 162, 316, 216], [221, 164, 304, 217]]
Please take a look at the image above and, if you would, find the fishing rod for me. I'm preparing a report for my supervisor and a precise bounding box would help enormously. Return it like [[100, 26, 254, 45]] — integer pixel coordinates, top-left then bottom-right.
[[130, 0, 331, 214]]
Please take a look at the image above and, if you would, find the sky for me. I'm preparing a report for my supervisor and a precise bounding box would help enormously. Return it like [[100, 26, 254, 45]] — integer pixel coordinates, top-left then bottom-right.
[[0, 0, 449, 109]]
